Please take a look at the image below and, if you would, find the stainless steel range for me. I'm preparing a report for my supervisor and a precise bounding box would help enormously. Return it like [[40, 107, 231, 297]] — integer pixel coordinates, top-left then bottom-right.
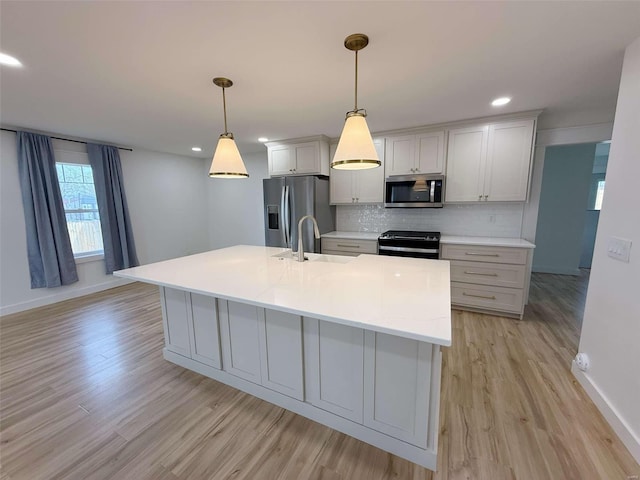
[[378, 230, 441, 259]]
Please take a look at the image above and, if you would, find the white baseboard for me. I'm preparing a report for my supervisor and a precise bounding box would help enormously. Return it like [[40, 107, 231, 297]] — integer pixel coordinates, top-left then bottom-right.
[[532, 265, 581, 276], [572, 361, 640, 464], [0, 278, 134, 316]]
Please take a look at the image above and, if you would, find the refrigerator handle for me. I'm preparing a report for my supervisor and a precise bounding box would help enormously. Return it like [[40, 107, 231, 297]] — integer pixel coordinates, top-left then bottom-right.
[[280, 185, 288, 247], [283, 185, 291, 248]]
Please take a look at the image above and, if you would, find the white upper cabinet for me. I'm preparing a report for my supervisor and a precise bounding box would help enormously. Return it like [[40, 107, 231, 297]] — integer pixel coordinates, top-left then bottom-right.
[[445, 125, 489, 202], [266, 136, 330, 177], [445, 118, 535, 202], [485, 120, 536, 202], [385, 131, 445, 176], [330, 138, 385, 204]]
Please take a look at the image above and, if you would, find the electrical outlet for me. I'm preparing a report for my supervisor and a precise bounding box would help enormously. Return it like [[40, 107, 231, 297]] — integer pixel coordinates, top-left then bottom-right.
[[575, 353, 590, 372], [607, 237, 632, 263]]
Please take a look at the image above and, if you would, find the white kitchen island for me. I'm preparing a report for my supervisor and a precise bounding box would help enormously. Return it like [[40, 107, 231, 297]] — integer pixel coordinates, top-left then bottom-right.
[[115, 245, 451, 470]]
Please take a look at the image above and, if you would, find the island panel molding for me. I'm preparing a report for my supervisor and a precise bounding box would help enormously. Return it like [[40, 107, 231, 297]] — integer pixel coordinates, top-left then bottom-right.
[[115, 246, 451, 470]]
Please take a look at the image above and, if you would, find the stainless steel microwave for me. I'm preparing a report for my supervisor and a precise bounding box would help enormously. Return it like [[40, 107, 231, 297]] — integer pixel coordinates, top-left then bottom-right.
[[384, 174, 445, 208]]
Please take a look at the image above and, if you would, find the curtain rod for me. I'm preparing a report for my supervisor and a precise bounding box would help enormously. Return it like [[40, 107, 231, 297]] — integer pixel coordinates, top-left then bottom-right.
[[0, 128, 133, 152]]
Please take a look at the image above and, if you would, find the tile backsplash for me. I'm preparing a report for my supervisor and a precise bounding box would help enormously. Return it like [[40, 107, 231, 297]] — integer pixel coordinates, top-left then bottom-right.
[[336, 204, 525, 238]]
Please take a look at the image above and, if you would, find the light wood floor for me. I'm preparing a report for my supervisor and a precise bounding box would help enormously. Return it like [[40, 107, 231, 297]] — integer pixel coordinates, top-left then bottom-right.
[[1, 273, 638, 479]]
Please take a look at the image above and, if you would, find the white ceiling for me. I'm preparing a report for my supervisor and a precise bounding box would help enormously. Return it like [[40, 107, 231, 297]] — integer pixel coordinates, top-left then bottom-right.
[[1, 1, 639, 158]]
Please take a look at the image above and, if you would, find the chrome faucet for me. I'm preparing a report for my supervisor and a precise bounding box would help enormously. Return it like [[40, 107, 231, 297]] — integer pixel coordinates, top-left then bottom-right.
[[296, 215, 321, 262]]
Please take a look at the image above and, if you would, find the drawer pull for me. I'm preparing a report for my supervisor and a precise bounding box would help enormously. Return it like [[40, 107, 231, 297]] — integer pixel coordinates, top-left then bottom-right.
[[465, 252, 499, 257], [463, 271, 499, 277], [337, 244, 359, 248], [462, 292, 496, 300]]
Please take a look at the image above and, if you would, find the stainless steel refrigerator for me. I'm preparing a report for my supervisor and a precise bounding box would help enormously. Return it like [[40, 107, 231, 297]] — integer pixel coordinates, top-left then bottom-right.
[[263, 176, 335, 253]]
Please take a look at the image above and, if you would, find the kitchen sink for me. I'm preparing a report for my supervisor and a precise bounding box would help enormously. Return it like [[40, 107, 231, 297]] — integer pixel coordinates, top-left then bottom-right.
[[271, 251, 354, 264]]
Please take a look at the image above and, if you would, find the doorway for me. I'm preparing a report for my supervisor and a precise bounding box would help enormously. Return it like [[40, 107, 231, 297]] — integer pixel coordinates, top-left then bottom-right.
[[532, 142, 609, 275]]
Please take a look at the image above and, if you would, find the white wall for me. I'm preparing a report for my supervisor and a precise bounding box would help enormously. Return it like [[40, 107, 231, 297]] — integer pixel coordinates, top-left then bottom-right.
[[532, 143, 596, 275], [206, 151, 269, 249], [0, 131, 209, 315], [573, 37, 640, 464]]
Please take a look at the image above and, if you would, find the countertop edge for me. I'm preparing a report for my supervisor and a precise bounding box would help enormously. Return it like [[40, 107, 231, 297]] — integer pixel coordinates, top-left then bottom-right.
[[323, 231, 535, 248], [114, 270, 452, 346]]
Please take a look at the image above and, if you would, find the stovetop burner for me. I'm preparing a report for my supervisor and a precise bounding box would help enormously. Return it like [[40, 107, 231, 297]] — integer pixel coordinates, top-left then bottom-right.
[[379, 230, 441, 242]]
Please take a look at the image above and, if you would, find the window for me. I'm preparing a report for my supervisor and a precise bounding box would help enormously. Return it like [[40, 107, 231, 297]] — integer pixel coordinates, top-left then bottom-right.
[[56, 162, 104, 257], [594, 180, 605, 211]]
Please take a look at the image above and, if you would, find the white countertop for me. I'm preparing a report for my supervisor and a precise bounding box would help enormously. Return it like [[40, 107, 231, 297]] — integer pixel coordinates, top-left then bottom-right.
[[115, 245, 451, 346], [440, 236, 535, 248], [321, 231, 381, 241]]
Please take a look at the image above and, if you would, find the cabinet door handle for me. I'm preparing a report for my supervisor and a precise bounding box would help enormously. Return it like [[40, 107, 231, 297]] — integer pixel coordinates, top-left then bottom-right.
[[463, 271, 499, 276], [484, 195, 488, 200], [356, 197, 359, 202], [465, 252, 500, 257], [463, 292, 496, 300], [337, 244, 359, 248], [478, 195, 482, 200]]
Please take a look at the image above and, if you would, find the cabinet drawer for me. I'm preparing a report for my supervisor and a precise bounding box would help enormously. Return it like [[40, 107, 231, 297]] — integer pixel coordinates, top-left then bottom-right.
[[442, 244, 527, 265], [321, 249, 361, 257], [451, 282, 524, 314], [322, 238, 378, 255], [450, 260, 526, 288]]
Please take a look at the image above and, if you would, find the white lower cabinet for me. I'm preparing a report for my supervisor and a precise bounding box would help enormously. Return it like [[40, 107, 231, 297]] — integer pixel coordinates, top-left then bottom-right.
[[321, 237, 378, 256], [363, 331, 433, 448], [304, 319, 364, 423], [219, 300, 304, 400], [442, 243, 532, 318], [160, 287, 221, 368]]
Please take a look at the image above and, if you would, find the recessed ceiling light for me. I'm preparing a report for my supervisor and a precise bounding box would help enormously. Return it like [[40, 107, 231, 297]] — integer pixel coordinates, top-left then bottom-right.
[[191, 147, 202, 152], [0, 52, 22, 67], [258, 137, 269, 143], [491, 97, 511, 107]]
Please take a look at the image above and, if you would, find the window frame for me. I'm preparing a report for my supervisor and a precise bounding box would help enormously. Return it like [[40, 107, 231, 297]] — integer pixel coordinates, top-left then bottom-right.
[[54, 148, 105, 263]]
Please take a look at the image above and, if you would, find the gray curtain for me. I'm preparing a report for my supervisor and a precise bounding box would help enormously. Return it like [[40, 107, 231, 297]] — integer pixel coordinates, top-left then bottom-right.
[[17, 131, 79, 288], [87, 143, 139, 274]]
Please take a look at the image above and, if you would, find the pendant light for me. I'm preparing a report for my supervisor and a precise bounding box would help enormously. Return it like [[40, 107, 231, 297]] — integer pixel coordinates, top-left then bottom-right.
[[332, 34, 380, 170], [209, 77, 249, 178]]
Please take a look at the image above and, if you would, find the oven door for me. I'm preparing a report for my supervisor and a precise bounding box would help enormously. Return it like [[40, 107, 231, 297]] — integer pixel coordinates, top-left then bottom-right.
[[377, 245, 439, 259]]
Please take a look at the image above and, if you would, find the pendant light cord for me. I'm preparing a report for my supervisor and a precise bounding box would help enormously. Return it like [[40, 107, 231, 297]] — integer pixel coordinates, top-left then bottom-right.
[[354, 50, 358, 111], [222, 87, 229, 135]]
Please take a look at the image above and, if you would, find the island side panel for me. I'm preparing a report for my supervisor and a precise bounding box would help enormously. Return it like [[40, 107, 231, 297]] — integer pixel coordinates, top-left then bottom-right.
[[258, 309, 305, 400], [303, 318, 365, 423], [160, 287, 191, 358], [188, 293, 222, 369], [363, 331, 433, 449], [218, 300, 263, 384], [158, 291, 441, 470]]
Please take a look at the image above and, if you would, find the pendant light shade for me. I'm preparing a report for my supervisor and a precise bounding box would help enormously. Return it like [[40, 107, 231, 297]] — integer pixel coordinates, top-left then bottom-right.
[[332, 112, 379, 170], [331, 33, 380, 170], [209, 77, 249, 178], [209, 134, 248, 178]]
